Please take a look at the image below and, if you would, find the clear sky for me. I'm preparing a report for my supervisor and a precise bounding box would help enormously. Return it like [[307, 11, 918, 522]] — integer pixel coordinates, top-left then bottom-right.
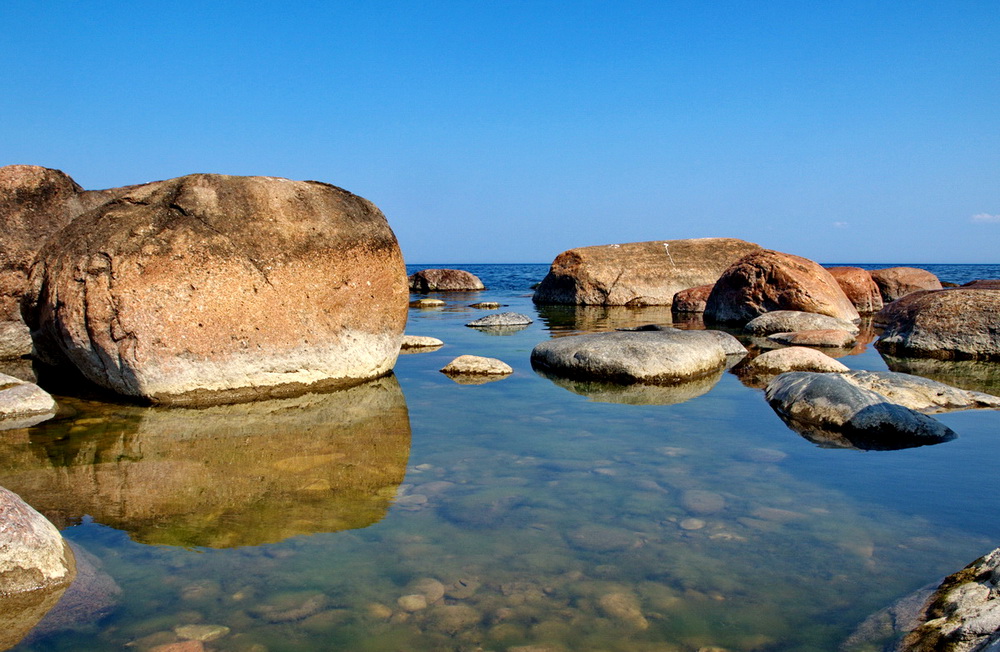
[[3, 2, 998, 263]]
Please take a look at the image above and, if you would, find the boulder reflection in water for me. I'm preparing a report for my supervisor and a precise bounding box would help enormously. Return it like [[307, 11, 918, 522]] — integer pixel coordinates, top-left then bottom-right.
[[0, 376, 410, 548]]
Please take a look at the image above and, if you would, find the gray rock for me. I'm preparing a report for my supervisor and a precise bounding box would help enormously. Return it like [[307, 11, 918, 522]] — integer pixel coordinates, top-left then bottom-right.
[[0, 321, 31, 359], [465, 312, 533, 328], [530, 330, 727, 385], [0, 373, 56, 430], [440, 355, 513, 376], [764, 372, 957, 450], [841, 370, 1000, 413], [0, 486, 76, 596], [744, 310, 860, 336], [734, 347, 849, 388], [901, 547, 1000, 651], [616, 325, 747, 357], [400, 335, 444, 349]]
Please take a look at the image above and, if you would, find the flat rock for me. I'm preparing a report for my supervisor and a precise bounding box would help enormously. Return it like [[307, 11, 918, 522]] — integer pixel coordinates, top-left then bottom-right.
[[440, 355, 512, 376], [672, 284, 714, 313], [826, 266, 884, 313], [532, 238, 761, 306], [466, 312, 533, 328], [744, 310, 860, 336], [705, 250, 860, 324], [841, 370, 1000, 413], [530, 330, 728, 385], [409, 269, 485, 292], [876, 289, 1000, 360], [617, 325, 746, 357], [901, 547, 1000, 651], [870, 267, 942, 302], [22, 173, 408, 405], [400, 335, 444, 349], [764, 372, 957, 450], [734, 347, 849, 388], [767, 329, 857, 348]]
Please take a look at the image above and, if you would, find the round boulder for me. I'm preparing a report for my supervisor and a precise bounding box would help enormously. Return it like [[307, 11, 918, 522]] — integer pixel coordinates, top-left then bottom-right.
[[705, 250, 860, 324], [875, 289, 1000, 360], [0, 486, 75, 596], [826, 266, 883, 313], [735, 347, 849, 387], [671, 284, 714, 313], [409, 269, 485, 292], [530, 330, 728, 385], [870, 267, 942, 302], [22, 174, 408, 405]]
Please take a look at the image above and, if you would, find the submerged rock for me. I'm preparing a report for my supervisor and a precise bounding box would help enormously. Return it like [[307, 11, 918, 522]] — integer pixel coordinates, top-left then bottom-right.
[[901, 547, 1000, 651], [532, 237, 762, 306], [408, 268, 485, 292], [705, 250, 860, 324], [764, 372, 957, 450], [530, 330, 728, 385], [22, 173, 408, 405]]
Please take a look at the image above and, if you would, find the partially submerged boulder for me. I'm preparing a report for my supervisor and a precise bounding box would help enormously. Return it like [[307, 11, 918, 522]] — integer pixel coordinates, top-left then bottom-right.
[[0, 373, 57, 430], [22, 173, 408, 405], [764, 372, 957, 450], [840, 370, 1000, 413], [826, 266, 884, 313], [734, 347, 849, 388], [744, 310, 859, 336], [440, 355, 512, 376], [409, 269, 485, 292], [671, 284, 714, 313], [705, 250, 860, 324], [400, 335, 444, 350], [901, 547, 1000, 652], [0, 486, 75, 596], [870, 267, 942, 302], [530, 329, 729, 385], [532, 238, 762, 306], [875, 289, 1000, 360], [767, 329, 857, 348]]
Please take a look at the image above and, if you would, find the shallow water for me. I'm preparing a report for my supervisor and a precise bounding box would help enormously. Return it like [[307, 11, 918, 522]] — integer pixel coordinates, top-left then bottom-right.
[[3, 263, 1000, 651]]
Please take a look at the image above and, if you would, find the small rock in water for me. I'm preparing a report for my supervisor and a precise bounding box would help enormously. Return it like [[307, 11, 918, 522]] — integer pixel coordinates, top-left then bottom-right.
[[466, 312, 533, 327], [408, 577, 446, 604], [397, 594, 428, 612], [366, 602, 393, 620], [440, 355, 513, 376], [149, 642, 205, 652], [425, 604, 481, 634], [411, 298, 446, 308], [446, 577, 481, 600], [400, 335, 444, 349], [597, 591, 650, 630], [470, 301, 504, 309], [173, 624, 230, 642], [680, 518, 706, 531]]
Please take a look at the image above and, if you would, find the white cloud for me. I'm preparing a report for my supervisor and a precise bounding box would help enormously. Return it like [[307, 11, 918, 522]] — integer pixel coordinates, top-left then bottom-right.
[[832, 221, 848, 228], [971, 213, 1000, 223]]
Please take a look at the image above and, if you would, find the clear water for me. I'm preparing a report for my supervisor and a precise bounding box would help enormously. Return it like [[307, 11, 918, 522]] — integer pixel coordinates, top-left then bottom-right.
[[3, 263, 999, 652]]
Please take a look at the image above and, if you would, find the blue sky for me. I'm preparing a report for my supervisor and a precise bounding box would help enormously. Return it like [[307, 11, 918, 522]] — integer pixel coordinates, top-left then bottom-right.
[[3, 2, 998, 263]]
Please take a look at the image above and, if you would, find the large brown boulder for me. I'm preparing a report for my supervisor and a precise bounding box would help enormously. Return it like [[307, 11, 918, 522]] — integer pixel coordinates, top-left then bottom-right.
[[870, 267, 942, 302], [0, 165, 128, 322], [875, 289, 1000, 360], [23, 173, 408, 405], [532, 238, 762, 306], [408, 268, 485, 292], [704, 250, 860, 324], [826, 266, 883, 313], [671, 283, 714, 313]]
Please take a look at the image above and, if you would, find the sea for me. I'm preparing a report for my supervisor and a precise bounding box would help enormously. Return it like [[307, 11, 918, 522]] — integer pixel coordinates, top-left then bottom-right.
[[2, 262, 999, 652]]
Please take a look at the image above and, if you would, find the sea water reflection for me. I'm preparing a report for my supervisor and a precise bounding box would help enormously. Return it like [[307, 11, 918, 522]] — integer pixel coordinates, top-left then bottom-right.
[[5, 263, 1000, 651]]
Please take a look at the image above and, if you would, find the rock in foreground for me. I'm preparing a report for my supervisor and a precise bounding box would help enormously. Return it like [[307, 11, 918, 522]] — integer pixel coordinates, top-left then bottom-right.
[[0, 486, 75, 595], [532, 238, 761, 306], [705, 250, 860, 324], [530, 330, 729, 385], [409, 269, 485, 292], [764, 372, 956, 450], [23, 174, 408, 405], [901, 547, 1000, 652], [876, 289, 1000, 361], [0, 373, 57, 431]]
